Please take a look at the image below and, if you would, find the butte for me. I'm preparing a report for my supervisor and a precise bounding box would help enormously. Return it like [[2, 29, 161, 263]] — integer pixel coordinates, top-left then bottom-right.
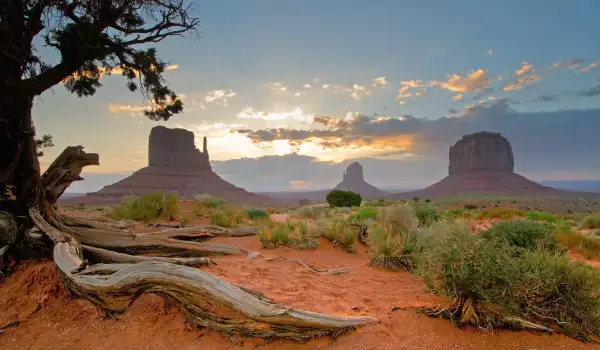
[[333, 162, 389, 198], [396, 131, 560, 198], [65, 126, 281, 205]]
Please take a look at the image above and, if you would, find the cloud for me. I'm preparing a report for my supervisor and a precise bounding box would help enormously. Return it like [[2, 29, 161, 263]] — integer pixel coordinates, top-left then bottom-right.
[[452, 94, 463, 101], [108, 104, 150, 116], [204, 89, 236, 106], [579, 81, 600, 97], [372, 77, 388, 88], [515, 62, 534, 77], [432, 69, 490, 93], [396, 80, 428, 103], [533, 93, 561, 102], [237, 106, 314, 122], [265, 82, 287, 92], [488, 48, 493, 56], [302, 83, 312, 88], [580, 60, 600, 73]]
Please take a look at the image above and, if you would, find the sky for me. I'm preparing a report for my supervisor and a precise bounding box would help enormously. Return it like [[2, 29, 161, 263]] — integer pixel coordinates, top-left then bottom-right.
[[34, 0, 600, 193]]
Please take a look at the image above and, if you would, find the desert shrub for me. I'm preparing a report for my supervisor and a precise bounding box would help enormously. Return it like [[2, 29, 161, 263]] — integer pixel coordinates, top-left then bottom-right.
[[412, 204, 440, 226], [259, 221, 293, 248], [210, 206, 245, 228], [480, 207, 523, 220], [298, 199, 311, 206], [481, 220, 559, 253], [109, 192, 178, 221], [289, 220, 320, 250], [245, 208, 269, 220], [266, 207, 279, 214], [580, 215, 600, 229], [463, 203, 478, 210], [333, 207, 352, 215], [555, 224, 600, 259], [526, 211, 556, 223], [198, 197, 226, 208], [347, 206, 378, 222], [321, 218, 357, 252], [419, 229, 600, 341], [326, 190, 362, 208], [377, 205, 419, 233], [294, 205, 330, 219], [443, 208, 474, 219]]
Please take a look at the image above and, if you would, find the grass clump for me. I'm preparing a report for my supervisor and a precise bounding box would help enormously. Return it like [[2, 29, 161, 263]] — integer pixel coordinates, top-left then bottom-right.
[[109, 192, 178, 221], [294, 205, 330, 219], [321, 218, 358, 252], [197, 197, 226, 209], [412, 204, 440, 226], [245, 208, 269, 220], [525, 211, 557, 223], [555, 224, 600, 259], [289, 221, 320, 250], [347, 206, 378, 221], [258, 221, 292, 248], [463, 203, 478, 210], [481, 220, 559, 252], [580, 215, 600, 229], [210, 206, 245, 228], [479, 207, 524, 220], [368, 205, 444, 271], [419, 228, 600, 341]]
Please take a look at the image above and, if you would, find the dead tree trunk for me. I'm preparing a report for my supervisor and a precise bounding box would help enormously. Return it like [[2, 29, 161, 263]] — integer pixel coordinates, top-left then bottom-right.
[[0, 146, 376, 343]]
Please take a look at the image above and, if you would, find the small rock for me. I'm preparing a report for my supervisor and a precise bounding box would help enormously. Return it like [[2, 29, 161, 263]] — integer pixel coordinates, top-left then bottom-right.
[[247, 251, 262, 259]]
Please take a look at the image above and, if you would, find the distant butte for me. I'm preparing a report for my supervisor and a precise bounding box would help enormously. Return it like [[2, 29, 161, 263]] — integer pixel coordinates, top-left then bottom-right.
[[63, 126, 281, 205], [334, 162, 389, 199], [395, 131, 558, 198]]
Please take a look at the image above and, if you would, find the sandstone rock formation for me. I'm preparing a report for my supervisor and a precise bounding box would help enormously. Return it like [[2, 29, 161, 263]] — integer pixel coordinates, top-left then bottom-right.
[[395, 131, 557, 198], [449, 132, 514, 174], [63, 126, 281, 206], [334, 162, 389, 199]]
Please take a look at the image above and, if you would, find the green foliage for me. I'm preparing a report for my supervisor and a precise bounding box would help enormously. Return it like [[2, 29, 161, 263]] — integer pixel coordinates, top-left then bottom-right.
[[481, 220, 559, 252], [197, 197, 226, 209], [210, 206, 245, 228], [347, 207, 378, 221], [412, 204, 440, 226], [555, 224, 600, 259], [463, 204, 478, 210], [245, 208, 269, 220], [294, 205, 330, 219], [109, 192, 178, 221], [326, 190, 362, 208], [289, 221, 320, 250], [580, 215, 600, 229], [362, 199, 397, 207], [377, 205, 419, 233], [525, 211, 557, 223], [419, 229, 600, 341], [35, 134, 54, 157], [259, 220, 294, 248], [479, 207, 524, 220], [320, 218, 358, 252]]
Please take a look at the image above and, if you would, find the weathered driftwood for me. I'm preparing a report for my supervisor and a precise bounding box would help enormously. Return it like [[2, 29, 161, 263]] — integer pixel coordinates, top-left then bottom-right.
[[265, 257, 350, 276], [153, 225, 265, 237], [82, 245, 216, 267], [24, 146, 377, 343], [53, 241, 375, 342]]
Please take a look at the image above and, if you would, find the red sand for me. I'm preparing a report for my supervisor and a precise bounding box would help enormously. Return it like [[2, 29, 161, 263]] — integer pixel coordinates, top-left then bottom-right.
[[1, 233, 598, 350]]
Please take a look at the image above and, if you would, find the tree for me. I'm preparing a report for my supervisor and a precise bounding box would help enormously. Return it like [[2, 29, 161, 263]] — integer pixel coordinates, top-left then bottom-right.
[[0, 0, 373, 343], [326, 190, 362, 208]]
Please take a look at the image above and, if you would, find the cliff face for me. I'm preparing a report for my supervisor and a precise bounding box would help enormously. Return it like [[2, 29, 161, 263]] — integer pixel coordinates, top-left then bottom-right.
[[148, 126, 210, 169], [448, 131, 514, 175]]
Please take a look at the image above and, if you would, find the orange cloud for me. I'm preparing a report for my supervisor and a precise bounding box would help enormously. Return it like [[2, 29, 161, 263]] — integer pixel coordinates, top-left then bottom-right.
[[432, 69, 489, 93]]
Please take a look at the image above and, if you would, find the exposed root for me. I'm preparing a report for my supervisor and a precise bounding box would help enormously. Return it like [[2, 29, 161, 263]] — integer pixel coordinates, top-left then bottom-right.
[[265, 257, 350, 275], [82, 245, 216, 267], [53, 241, 375, 342]]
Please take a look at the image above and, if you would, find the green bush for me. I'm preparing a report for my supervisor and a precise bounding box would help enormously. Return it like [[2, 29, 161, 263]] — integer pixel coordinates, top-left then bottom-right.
[[580, 215, 600, 229], [419, 229, 600, 341], [555, 224, 600, 259], [210, 207, 244, 228], [198, 197, 226, 208], [463, 204, 478, 210], [412, 204, 440, 226], [526, 211, 556, 223], [326, 190, 362, 208], [347, 206, 378, 221], [109, 192, 178, 221], [245, 208, 269, 220], [294, 205, 330, 219], [481, 220, 559, 252]]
